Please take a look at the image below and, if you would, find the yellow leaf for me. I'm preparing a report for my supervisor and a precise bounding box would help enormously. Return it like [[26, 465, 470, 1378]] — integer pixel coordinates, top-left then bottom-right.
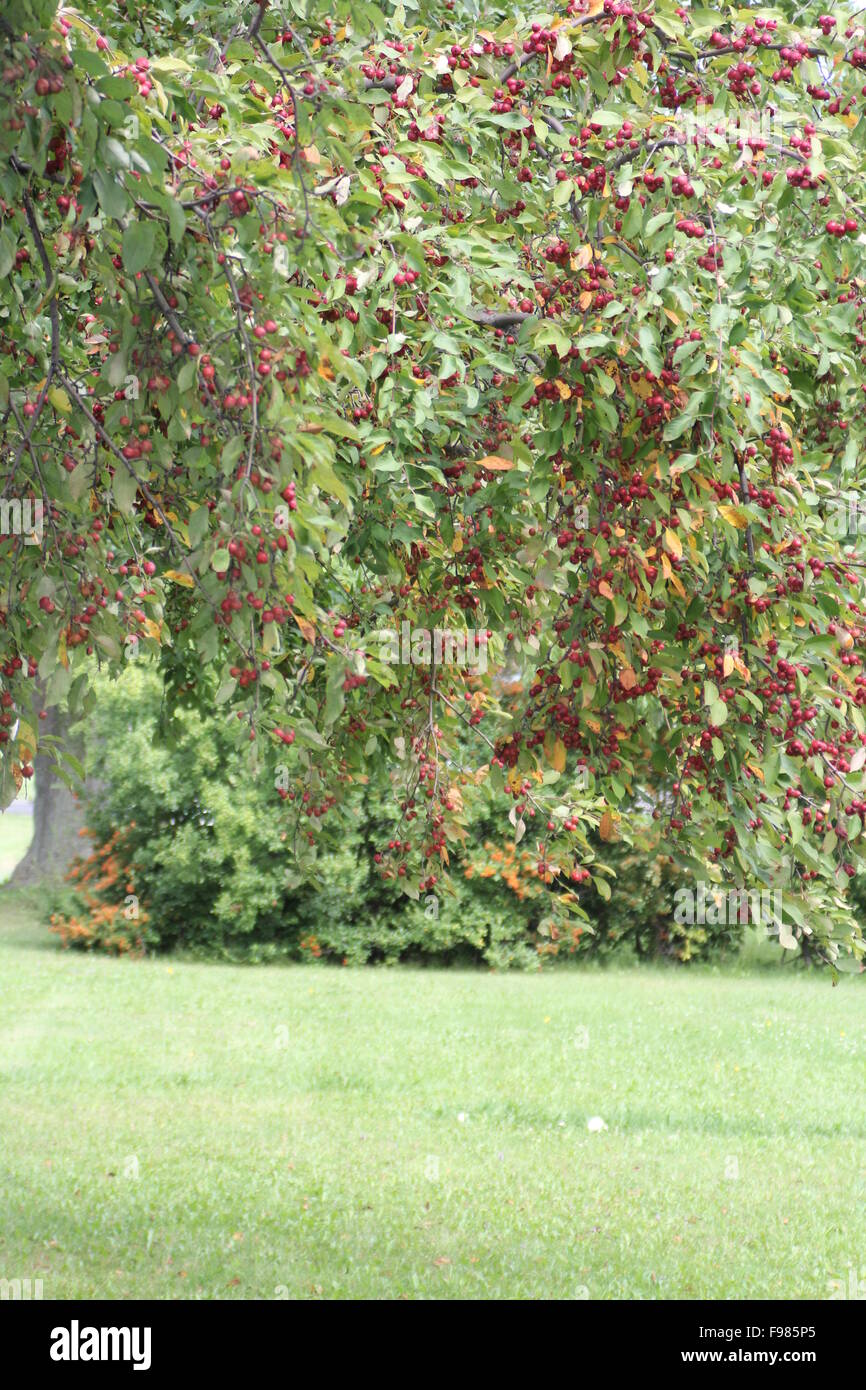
[[663, 527, 682, 560], [164, 568, 194, 588], [599, 809, 618, 842], [475, 455, 514, 471], [619, 666, 637, 691], [48, 386, 71, 414], [294, 613, 316, 644], [660, 552, 685, 595], [718, 504, 749, 529], [550, 737, 566, 772], [17, 720, 35, 762], [58, 630, 68, 669], [142, 618, 162, 643]]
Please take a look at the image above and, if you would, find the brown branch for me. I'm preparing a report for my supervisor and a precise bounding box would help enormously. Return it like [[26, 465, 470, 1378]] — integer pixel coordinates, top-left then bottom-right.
[[610, 137, 684, 173], [143, 271, 192, 348], [11, 191, 60, 473], [249, 30, 313, 238], [247, 0, 268, 43], [465, 309, 535, 329], [737, 457, 756, 567], [674, 42, 824, 63]]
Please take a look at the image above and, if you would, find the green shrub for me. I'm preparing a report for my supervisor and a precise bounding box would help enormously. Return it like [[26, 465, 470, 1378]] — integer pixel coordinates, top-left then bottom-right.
[[47, 667, 539, 965], [47, 666, 740, 966]]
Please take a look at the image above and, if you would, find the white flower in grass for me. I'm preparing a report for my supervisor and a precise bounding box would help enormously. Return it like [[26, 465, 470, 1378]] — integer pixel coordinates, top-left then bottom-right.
[[587, 1116, 607, 1133]]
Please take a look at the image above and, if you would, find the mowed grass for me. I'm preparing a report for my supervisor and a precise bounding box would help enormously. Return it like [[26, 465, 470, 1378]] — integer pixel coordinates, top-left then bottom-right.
[[0, 889, 865, 1301]]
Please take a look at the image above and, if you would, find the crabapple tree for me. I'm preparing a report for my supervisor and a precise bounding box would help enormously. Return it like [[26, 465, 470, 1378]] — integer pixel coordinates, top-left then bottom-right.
[[3, 0, 866, 966]]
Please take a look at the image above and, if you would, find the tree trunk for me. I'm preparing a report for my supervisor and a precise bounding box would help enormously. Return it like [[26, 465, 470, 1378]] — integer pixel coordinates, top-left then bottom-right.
[[7, 697, 89, 885]]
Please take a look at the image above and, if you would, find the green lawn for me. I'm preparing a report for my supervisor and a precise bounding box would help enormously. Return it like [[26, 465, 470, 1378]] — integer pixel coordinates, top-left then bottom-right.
[[0, 809, 32, 883], [0, 887, 864, 1300]]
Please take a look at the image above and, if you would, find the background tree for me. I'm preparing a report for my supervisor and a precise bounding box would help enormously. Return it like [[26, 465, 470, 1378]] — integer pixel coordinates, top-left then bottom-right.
[[7, 688, 89, 883]]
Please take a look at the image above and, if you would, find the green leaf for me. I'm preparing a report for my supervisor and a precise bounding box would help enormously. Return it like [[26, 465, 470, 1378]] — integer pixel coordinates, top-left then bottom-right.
[[112, 467, 138, 515], [122, 222, 157, 275], [93, 167, 130, 218], [0, 229, 14, 279], [638, 325, 663, 376], [167, 197, 187, 246]]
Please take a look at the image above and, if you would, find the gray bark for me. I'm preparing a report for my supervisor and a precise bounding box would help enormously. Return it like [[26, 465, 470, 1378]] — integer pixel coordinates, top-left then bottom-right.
[[8, 697, 89, 885]]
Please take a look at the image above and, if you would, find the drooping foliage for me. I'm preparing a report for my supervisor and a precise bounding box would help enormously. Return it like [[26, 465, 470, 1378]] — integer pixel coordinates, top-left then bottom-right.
[[3, 1, 866, 967], [46, 665, 727, 967]]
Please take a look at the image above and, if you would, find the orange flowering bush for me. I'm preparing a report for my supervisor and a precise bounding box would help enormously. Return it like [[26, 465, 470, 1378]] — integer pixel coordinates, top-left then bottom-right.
[[48, 825, 151, 956], [465, 838, 587, 958]]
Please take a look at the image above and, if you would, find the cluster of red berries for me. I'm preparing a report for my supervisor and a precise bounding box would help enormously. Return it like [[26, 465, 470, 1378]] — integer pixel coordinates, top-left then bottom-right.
[[825, 218, 858, 237], [676, 219, 706, 239]]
